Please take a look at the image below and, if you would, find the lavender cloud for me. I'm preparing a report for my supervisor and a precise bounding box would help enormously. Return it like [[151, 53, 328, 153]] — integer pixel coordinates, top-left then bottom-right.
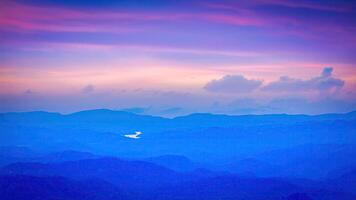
[[82, 84, 95, 93], [262, 67, 344, 92], [204, 75, 263, 93]]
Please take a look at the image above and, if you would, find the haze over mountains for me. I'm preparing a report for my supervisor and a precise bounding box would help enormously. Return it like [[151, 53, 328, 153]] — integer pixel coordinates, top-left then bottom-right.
[[0, 109, 355, 199]]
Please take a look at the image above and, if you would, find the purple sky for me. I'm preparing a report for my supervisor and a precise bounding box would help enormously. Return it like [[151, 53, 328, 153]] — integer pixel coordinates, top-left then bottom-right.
[[0, 0, 355, 116]]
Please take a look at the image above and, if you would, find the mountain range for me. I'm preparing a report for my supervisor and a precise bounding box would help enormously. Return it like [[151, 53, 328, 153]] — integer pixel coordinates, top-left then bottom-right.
[[0, 109, 355, 199]]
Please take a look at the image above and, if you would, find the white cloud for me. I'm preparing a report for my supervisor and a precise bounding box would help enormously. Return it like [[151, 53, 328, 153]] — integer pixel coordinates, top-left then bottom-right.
[[124, 131, 142, 139]]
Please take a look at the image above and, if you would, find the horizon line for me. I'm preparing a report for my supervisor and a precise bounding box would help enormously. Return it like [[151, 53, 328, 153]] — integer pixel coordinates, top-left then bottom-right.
[[1, 108, 355, 119]]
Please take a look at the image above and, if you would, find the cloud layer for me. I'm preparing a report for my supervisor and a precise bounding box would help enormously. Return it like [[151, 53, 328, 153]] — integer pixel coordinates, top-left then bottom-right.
[[204, 75, 262, 93], [205, 67, 346, 95], [0, 1, 355, 116], [263, 67, 344, 92], [82, 84, 95, 93]]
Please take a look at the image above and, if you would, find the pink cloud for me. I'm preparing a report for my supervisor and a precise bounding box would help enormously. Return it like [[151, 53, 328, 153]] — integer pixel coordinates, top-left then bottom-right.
[[0, 1, 291, 33], [203, 1, 355, 45], [0, 1, 354, 50], [206, 0, 351, 13], [0, 1, 172, 33], [253, 0, 352, 12]]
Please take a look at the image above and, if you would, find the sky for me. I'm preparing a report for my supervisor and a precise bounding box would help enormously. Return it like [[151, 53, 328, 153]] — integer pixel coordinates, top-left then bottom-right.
[[0, 0, 356, 116]]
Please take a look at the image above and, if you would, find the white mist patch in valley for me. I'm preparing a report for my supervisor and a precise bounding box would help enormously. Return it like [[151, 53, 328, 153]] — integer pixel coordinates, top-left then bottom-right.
[[124, 131, 142, 139]]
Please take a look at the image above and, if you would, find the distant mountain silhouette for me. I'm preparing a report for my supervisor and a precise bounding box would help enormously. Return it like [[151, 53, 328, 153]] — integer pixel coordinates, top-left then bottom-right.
[[0, 157, 183, 189], [332, 168, 356, 194], [2, 109, 356, 133], [0, 175, 125, 200], [225, 158, 276, 177], [36, 150, 98, 163], [145, 155, 198, 172], [1, 156, 355, 200], [1, 109, 355, 176], [286, 193, 313, 200], [152, 175, 301, 200], [0, 146, 39, 167], [0, 148, 100, 167], [154, 176, 355, 200], [1, 109, 356, 199], [0, 146, 35, 158], [253, 144, 356, 178]]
